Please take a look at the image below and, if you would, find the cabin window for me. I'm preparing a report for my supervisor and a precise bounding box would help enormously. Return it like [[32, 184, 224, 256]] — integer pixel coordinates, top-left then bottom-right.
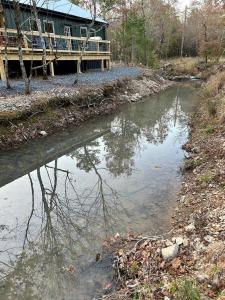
[[90, 29, 96, 37], [64, 25, 71, 36], [80, 27, 87, 38], [44, 20, 54, 34], [30, 18, 41, 32]]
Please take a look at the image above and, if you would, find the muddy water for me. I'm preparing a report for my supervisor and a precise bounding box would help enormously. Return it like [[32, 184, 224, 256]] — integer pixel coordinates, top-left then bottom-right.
[[0, 84, 199, 300]]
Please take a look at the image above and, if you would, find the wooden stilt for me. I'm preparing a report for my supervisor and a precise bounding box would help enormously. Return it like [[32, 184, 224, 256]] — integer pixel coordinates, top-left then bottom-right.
[[0, 59, 6, 81], [109, 60, 112, 70], [50, 61, 55, 77], [101, 59, 104, 72]]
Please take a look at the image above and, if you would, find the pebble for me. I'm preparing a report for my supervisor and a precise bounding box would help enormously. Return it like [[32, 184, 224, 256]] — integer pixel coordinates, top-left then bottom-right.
[[197, 274, 209, 283], [185, 223, 195, 231], [172, 236, 189, 246]]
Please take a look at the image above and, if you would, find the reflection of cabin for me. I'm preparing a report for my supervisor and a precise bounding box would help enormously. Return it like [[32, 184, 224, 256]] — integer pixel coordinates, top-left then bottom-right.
[[0, 0, 111, 80]]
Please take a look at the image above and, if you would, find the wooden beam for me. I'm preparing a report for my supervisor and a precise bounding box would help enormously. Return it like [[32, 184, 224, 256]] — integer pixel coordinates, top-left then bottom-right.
[[0, 53, 111, 61], [0, 59, 6, 81]]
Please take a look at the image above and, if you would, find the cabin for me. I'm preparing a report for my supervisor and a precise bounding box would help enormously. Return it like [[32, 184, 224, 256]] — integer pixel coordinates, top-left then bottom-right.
[[0, 0, 111, 80]]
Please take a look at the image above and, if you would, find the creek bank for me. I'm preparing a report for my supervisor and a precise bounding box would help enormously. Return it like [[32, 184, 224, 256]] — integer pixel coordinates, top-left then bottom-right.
[[104, 78, 225, 300], [0, 69, 172, 150]]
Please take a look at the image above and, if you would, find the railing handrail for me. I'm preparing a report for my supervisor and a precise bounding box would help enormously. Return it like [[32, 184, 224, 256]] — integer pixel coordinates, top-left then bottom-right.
[[0, 27, 111, 44]]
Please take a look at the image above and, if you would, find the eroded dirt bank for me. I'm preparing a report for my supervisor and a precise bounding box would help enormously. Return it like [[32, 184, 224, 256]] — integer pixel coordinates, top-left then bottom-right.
[[0, 69, 172, 150], [104, 73, 225, 300]]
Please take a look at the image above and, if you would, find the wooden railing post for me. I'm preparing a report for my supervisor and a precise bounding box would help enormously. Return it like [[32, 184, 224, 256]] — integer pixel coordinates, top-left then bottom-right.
[[96, 42, 99, 52]]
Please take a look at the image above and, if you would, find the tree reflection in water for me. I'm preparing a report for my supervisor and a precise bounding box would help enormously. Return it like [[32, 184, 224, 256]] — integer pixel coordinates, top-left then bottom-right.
[[0, 85, 198, 300]]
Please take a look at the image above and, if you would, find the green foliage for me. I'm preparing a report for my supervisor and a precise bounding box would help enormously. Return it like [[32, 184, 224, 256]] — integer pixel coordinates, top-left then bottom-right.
[[175, 279, 200, 300], [205, 125, 215, 134], [132, 284, 152, 300], [199, 173, 213, 184]]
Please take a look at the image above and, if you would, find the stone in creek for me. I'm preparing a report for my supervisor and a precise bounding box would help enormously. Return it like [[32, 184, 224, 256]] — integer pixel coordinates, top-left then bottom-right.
[[161, 244, 179, 261], [39, 131, 48, 137]]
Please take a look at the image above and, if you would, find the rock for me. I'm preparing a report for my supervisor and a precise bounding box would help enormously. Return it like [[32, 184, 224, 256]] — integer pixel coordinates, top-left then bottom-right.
[[172, 236, 189, 246], [197, 274, 209, 283], [164, 297, 171, 300], [185, 223, 195, 231], [165, 239, 173, 247], [212, 274, 220, 288], [204, 235, 214, 243], [161, 244, 179, 261], [39, 131, 48, 137]]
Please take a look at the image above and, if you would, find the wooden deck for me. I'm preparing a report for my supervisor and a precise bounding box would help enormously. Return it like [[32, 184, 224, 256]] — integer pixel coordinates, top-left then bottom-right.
[[0, 28, 111, 80]]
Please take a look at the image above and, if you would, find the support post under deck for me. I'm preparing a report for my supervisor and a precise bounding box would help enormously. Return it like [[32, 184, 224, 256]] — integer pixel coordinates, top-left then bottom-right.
[[101, 59, 104, 72], [0, 59, 6, 81], [50, 62, 55, 77]]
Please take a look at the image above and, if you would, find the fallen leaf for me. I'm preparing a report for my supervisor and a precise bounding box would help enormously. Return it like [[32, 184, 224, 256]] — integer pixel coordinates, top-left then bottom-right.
[[171, 258, 181, 269]]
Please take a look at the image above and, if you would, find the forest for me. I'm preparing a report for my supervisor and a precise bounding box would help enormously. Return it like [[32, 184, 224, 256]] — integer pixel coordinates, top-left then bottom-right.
[[103, 0, 225, 66]]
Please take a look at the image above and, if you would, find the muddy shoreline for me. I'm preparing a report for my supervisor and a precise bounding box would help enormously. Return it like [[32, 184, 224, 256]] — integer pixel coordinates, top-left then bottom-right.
[[0, 69, 172, 150], [104, 73, 225, 299]]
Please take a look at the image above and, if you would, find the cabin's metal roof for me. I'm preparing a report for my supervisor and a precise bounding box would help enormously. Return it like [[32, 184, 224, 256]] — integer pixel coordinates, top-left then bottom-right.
[[16, 0, 106, 23]]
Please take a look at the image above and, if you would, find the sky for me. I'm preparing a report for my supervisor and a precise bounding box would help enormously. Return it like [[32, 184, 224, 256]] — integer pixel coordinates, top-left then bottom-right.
[[177, 0, 192, 10]]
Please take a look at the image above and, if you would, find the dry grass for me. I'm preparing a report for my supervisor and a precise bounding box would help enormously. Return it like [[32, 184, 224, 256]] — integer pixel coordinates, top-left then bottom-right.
[[161, 57, 200, 75], [202, 71, 225, 98]]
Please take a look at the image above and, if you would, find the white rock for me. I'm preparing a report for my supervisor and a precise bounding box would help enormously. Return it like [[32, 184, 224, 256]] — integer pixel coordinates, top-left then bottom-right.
[[161, 244, 179, 261], [180, 195, 186, 203], [204, 235, 214, 243], [164, 297, 171, 300], [39, 131, 48, 137], [165, 239, 173, 247], [185, 223, 195, 231], [172, 236, 189, 246], [197, 274, 209, 283]]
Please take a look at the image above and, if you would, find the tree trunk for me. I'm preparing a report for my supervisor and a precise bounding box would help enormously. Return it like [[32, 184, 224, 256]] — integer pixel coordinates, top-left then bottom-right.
[[31, 0, 48, 80], [74, 0, 97, 83], [0, 1, 10, 88], [204, 23, 208, 64], [13, 0, 30, 94]]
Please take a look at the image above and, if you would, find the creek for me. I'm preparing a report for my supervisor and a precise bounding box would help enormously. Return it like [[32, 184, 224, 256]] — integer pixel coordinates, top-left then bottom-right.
[[0, 83, 199, 300]]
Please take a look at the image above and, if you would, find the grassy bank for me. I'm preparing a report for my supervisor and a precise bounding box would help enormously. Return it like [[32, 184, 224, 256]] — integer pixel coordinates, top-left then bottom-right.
[[104, 70, 225, 300]]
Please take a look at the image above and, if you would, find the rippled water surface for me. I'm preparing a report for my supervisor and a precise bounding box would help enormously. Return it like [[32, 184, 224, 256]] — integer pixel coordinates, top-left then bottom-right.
[[0, 84, 199, 300]]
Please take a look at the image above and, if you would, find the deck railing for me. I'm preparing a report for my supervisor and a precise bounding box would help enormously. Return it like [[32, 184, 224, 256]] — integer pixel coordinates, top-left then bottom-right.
[[0, 28, 111, 54]]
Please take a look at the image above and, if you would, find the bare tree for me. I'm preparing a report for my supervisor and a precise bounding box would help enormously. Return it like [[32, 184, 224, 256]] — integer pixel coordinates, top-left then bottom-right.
[[13, 0, 31, 94], [31, 0, 48, 79], [0, 1, 10, 88]]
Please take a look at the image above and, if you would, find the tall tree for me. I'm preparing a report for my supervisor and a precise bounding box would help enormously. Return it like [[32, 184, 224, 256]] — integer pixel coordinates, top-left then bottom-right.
[[0, 0, 10, 88], [13, 0, 31, 94], [31, 0, 48, 79]]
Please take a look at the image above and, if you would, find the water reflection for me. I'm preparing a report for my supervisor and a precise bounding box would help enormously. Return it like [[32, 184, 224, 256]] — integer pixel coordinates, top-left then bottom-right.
[[0, 84, 199, 300]]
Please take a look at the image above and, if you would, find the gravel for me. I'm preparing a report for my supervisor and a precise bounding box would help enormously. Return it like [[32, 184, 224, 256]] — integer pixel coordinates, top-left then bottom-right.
[[0, 67, 142, 98]]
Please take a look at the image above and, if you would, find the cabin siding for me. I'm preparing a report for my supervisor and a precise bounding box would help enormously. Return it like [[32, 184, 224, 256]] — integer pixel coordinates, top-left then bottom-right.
[[3, 5, 106, 39]]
